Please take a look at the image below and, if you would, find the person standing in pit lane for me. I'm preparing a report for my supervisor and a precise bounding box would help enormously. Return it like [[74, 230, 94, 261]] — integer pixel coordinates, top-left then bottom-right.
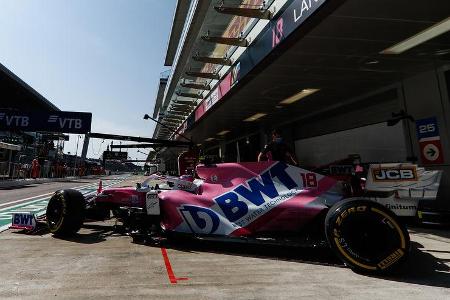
[[31, 157, 40, 179], [257, 129, 298, 166]]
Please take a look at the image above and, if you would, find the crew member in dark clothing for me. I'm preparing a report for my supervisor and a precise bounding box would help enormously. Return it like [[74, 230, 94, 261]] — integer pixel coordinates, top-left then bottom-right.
[[257, 129, 298, 165]]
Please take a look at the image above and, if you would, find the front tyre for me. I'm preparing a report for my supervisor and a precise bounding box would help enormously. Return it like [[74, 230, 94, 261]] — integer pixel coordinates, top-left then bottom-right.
[[325, 199, 409, 274], [46, 190, 85, 236]]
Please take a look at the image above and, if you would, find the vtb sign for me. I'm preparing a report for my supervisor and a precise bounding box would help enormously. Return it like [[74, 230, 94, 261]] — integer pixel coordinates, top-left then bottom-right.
[[0, 110, 92, 134], [0, 113, 29, 127], [48, 115, 83, 130]]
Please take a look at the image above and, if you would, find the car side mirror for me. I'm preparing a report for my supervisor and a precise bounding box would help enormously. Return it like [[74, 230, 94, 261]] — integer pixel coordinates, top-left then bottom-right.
[[136, 183, 142, 189]]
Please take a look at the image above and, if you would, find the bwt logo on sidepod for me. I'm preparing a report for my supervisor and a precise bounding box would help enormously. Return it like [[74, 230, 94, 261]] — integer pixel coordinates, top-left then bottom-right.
[[179, 205, 220, 234], [213, 162, 298, 222], [0, 113, 30, 127], [48, 115, 83, 129], [179, 163, 309, 234]]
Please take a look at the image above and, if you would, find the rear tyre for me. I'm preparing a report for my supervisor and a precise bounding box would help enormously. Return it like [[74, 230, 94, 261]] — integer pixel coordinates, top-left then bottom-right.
[[325, 199, 409, 274], [46, 189, 85, 236]]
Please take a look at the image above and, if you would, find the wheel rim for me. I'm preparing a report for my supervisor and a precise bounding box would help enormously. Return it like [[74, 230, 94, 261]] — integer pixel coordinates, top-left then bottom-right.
[[339, 213, 401, 263], [47, 196, 64, 228], [332, 205, 406, 270]]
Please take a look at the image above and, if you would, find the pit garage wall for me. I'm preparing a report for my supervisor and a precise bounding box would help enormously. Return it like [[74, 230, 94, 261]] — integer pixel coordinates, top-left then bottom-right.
[[296, 122, 407, 167], [402, 67, 450, 210], [292, 67, 450, 210], [292, 88, 406, 165]]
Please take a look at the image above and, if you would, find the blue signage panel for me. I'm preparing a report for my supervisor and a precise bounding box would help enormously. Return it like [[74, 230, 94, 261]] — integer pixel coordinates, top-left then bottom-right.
[[0, 109, 92, 134], [186, 0, 330, 131], [236, 0, 328, 84], [416, 117, 439, 140]]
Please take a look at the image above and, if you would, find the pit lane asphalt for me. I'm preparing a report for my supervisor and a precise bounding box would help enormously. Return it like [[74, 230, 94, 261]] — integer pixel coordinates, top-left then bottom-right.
[[0, 175, 133, 206], [0, 175, 135, 232], [0, 216, 449, 298]]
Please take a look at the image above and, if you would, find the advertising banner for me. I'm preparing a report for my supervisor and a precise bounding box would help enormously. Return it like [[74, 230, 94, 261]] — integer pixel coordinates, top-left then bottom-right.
[[0, 109, 92, 134], [189, 0, 328, 127]]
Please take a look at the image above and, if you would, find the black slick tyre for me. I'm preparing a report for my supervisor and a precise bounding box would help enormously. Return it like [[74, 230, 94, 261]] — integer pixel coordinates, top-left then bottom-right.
[[325, 199, 410, 274], [46, 189, 85, 236]]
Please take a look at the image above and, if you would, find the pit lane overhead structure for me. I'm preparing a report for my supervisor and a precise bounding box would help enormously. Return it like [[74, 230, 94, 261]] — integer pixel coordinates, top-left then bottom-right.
[[152, 0, 450, 218]]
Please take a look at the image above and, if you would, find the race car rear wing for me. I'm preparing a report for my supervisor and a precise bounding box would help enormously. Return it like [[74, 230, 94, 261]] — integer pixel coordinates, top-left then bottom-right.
[[365, 163, 442, 200]]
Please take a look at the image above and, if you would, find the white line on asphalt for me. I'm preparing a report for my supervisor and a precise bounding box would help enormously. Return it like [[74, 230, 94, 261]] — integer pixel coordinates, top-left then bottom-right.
[[0, 182, 98, 208], [0, 192, 53, 207], [0, 178, 127, 233], [0, 183, 96, 208], [0, 224, 10, 232], [0, 178, 125, 214]]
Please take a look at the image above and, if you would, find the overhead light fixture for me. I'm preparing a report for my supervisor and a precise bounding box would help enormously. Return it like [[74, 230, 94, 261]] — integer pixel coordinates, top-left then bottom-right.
[[243, 113, 267, 122], [217, 130, 230, 136], [279, 88, 320, 105], [365, 59, 379, 65], [205, 137, 215, 142], [380, 17, 450, 54]]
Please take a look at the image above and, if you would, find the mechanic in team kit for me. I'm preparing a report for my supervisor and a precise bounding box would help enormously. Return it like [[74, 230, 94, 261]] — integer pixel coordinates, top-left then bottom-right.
[[258, 129, 298, 166]]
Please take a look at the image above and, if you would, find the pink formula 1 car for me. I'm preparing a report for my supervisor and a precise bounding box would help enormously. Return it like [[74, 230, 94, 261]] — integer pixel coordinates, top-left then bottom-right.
[[46, 162, 410, 274]]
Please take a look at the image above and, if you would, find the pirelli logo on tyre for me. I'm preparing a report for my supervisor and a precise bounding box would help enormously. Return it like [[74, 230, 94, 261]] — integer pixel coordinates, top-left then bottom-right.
[[377, 248, 405, 270], [371, 166, 418, 182]]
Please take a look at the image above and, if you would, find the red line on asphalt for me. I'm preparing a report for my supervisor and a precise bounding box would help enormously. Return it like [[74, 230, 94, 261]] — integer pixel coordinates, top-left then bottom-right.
[[160, 247, 188, 284]]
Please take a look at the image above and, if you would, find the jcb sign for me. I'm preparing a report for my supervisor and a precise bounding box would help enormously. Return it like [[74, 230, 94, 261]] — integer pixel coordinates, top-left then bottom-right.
[[372, 167, 418, 182], [0, 109, 92, 134]]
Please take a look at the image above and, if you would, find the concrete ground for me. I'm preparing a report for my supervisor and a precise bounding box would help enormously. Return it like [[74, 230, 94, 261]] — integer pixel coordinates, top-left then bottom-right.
[[0, 174, 137, 206], [0, 174, 139, 231], [0, 176, 98, 189], [0, 223, 448, 300]]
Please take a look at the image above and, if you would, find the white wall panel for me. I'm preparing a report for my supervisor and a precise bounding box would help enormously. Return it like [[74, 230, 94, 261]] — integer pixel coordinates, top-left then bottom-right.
[[295, 122, 407, 166]]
